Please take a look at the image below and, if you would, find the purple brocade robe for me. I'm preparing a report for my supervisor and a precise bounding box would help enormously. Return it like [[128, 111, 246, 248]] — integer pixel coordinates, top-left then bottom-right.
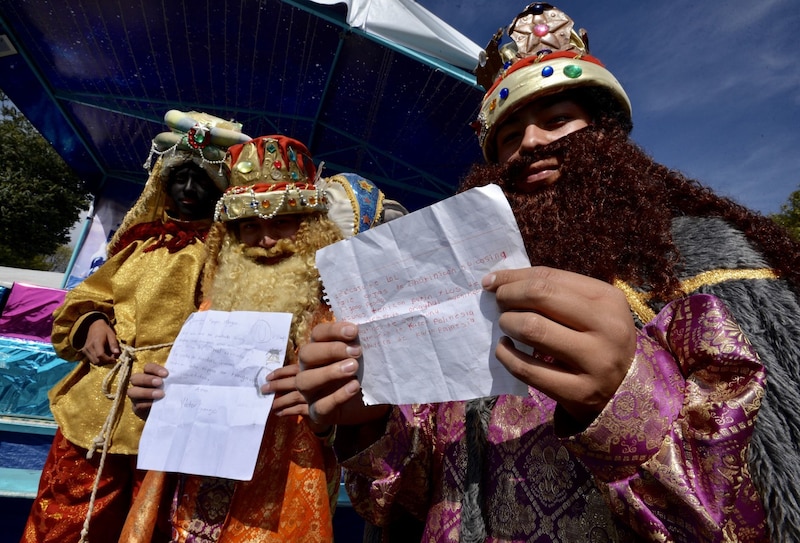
[[342, 294, 768, 542]]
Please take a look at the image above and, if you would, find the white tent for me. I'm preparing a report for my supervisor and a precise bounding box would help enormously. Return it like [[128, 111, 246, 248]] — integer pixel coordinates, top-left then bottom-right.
[[309, 0, 483, 70]]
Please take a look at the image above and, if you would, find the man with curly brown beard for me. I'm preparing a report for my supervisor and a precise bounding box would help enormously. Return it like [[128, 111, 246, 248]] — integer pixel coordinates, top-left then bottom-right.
[[295, 3, 800, 542]]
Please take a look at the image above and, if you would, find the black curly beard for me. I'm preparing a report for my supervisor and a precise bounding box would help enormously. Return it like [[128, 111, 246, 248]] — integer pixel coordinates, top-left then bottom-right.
[[459, 125, 681, 297]]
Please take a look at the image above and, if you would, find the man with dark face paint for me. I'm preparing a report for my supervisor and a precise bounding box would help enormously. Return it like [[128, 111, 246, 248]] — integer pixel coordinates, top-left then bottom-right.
[[165, 162, 221, 221], [21, 111, 249, 543], [295, 3, 800, 542]]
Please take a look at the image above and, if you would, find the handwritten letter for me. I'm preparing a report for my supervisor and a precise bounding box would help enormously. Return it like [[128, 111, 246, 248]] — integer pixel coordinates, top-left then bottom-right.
[[137, 310, 292, 480], [316, 184, 530, 405]]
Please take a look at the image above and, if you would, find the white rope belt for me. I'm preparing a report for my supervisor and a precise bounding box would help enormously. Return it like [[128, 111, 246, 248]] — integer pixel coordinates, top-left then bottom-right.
[[78, 341, 172, 543]]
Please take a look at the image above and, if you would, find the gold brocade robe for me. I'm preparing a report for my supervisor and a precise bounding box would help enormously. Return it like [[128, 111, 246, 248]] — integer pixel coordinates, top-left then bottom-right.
[[49, 226, 207, 454]]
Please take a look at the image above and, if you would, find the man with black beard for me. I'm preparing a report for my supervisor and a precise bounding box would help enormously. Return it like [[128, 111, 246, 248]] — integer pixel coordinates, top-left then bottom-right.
[[295, 3, 800, 542]]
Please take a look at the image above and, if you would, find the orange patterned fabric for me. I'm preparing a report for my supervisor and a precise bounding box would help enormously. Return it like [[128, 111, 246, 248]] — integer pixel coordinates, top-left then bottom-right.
[[120, 414, 338, 543], [174, 414, 338, 542], [20, 429, 146, 543]]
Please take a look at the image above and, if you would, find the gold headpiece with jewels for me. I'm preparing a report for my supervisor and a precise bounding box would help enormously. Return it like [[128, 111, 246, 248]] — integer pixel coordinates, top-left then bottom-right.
[[474, 3, 632, 161], [214, 135, 328, 222], [144, 110, 251, 191]]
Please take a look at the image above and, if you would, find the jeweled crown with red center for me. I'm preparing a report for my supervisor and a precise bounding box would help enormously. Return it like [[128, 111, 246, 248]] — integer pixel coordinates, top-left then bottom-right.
[[214, 135, 328, 222], [474, 2, 632, 161]]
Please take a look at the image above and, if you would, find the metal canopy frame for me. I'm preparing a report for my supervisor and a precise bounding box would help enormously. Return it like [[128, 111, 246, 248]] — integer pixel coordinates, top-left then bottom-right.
[[0, 0, 484, 211]]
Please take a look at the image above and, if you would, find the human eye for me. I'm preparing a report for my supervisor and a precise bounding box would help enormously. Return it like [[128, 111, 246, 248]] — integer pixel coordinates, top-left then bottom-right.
[[496, 125, 522, 147], [173, 168, 190, 181], [542, 102, 588, 129], [542, 115, 571, 129], [541, 107, 575, 127], [239, 220, 258, 232]]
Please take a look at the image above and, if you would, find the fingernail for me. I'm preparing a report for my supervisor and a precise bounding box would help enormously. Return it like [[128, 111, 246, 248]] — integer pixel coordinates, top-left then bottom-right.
[[341, 360, 357, 374], [481, 274, 496, 289], [346, 345, 361, 357], [345, 380, 360, 394], [342, 325, 356, 338]]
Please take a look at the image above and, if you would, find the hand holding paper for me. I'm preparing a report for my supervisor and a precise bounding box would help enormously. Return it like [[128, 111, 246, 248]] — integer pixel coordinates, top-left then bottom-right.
[[137, 310, 292, 480], [315, 184, 531, 405]]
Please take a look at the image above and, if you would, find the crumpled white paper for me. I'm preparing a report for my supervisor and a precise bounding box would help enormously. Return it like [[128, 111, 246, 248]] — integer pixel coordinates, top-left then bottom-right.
[[316, 184, 531, 405], [137, 310, 292, 480]]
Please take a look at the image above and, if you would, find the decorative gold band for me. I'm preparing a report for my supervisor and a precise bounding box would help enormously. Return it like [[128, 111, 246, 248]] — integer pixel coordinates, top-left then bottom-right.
[[615, 268, 779, 323]]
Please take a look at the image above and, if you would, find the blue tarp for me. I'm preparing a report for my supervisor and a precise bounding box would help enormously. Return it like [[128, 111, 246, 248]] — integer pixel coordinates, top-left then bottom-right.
[[0, 337, 71, 418]]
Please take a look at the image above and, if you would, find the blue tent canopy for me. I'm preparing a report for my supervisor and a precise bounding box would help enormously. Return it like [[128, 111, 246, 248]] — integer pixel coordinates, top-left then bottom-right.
[[0, 0, 485, 211]]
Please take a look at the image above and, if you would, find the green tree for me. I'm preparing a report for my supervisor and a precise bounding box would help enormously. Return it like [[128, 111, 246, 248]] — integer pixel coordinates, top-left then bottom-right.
[[44, 244, 76, 273], [0, 90, 91, 269], [772, 188, 800, 240]]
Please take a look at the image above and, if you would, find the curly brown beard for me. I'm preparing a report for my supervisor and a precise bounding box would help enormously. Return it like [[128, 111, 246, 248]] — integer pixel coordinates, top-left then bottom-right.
[[460, 125, 681, 299], [459, 124, 800, 300]]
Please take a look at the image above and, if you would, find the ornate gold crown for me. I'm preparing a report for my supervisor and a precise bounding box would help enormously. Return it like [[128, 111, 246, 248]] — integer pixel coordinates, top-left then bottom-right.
[[474, 3, 632, 161], [475, 2, 588, 91], [214, 135, 328, 222]]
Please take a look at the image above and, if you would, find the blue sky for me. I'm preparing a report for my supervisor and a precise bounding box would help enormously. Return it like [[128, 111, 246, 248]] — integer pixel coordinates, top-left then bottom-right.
[[417, 0, 800, 215]]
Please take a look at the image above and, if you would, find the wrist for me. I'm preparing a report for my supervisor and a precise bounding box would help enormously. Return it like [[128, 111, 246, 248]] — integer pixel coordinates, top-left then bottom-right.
[[72, 312, 109, 349], [312, 424, 336, 445]]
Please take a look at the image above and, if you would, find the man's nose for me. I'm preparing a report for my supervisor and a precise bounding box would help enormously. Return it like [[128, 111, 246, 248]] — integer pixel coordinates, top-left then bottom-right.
[[519, 123, 547, 152], [183, 175, 199, 194], [258, 232, 278, 249]]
